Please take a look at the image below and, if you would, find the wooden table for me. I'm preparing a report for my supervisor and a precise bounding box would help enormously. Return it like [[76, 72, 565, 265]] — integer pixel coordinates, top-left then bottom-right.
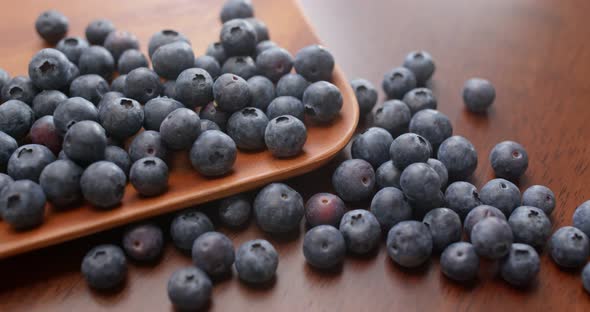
[[1, 0, 590, 310]]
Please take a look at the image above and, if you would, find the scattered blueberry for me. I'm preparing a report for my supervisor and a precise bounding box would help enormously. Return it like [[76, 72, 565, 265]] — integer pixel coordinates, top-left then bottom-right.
[[408, 190, 446, 220], [32, 90, 67, 118], [403, 88, 437, 115], [471, 217, 513, 259], [305, 192, 346, 227], [423, 208, 461, 252], [500, 243, 540, 287], [174, 68, 214, 109], [159, 108, 201, 150], [7, 144, 55, 182], [266, 96, 305, 121], [303, 225, 346, 269], [389, 133, 432, 170], [375, 160, 401, 189], [426, 158, 448, 189], [152, 41, 195, 80], [351, 127, 394, 168], [254, 183, 304, 233], [81, 244, 127, 290], [104, 145, 131, 176], [29, 116, 62, 155], [339, 209, 381, 254], [28, 48, 73, 90], [56, 37, 89, 64], [205, 42, 227, 64], [199, 102, 228, 131], [403, 51, 435, 86], [227, 107, 269, 151], [191, 231, 235, 276], [463, 205, 506, 239], [118, 49, 149, 75], [463, 78, 495, 113], [80, 161, 126, 209], [245, 18, 269, 43], [549, 226, 590, 269], [522, 185, 555, 216], [440, 242, 479, 282], [219, 194, 251, 227], [53, 96, 98, 135], [256, 47, 293, 82], [350, 78, 378, 116], [583, 263, 590, 293], [143, 97, 184, 131], [255, 40, 277, 57], [221, 56, 258, 80], [276, 73, 309, 100], [63, 120, 107, 166], [220, 0, 254, 23], [39, 159, 83, 208], [0, 180, 46, 230], [194, 55, 221, 79], [122, 223, 164, 262], [0, 131, 17, 173], [372, 99, 412, 137], [437, 136, 478, 181], [170, 209, 214, 251], [508, 206, 551, 248], [409, 109, 452, 150], [1, 76, 38, 104], [147, 29, 190, 59], [235, 239, 278, 284], [0, 173, 13, 192], [35, 10, 69, 44], [265, 115, 307, 158], [190, 130, 237, 176], [370, 187, 412, 232], [167, 267, 212, 311], [69, 74, 109, 105], [573, 201, 590, 239], [294, 45, 334, 82], [128, 130, 168, 162], [490, 140, 529, 181], [124, 67, 163, 104], [382, 67, 416, 99], [78, 45, 115, 80], [99, 97, 144, 140], [387, 220, 433, 267], [332, 159, 375, 202], [213, 73, 251, 113], [200, 119, 221, 132], [103, 30, 140, 63], [400, 162, 441, 202], [220, 18, 258, 57], [303, 81, 343, 123], [444, 181, 481, 220], [247, 75, 275, 110], [479, 178, 521, 216], [130, 157, 169, 197], [110, 75, 126, 93], [85, 19, 115, 45]]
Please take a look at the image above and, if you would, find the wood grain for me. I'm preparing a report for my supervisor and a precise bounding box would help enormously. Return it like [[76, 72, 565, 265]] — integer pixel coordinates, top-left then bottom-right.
[[2, 0, 590, 311], [0, 0, 358, 259]]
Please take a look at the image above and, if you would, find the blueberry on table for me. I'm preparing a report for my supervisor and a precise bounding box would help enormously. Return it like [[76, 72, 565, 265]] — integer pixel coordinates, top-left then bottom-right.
[[409, 109, 452, 151], [167, 267, 212, 311], [7, 144, 56, 182], [220, 18, 258, 57], [255, 40, 277, 58], [387, 220, 433, 268], [0, 100, 35, 140], [1, 76, 38, 104], [81, 244, 127, 290], [63, 120, 107, 167], [339, 209, 381, 254], [159, 108, 201, 150], [444, 181, 482, 220], [463, 205, 506, 239], [254, 183, 304, 233], [382, 67, 416, 100], [110, 76, 126, 93], [403, 88, 437, 115], [0, 173, 13, 193], [264, 115, 307, 158], [85, 19, 115, 46], [372, 100, 412, 137], [32, 90, 67, 118], [219, 194, 252, 228], [245, 18, 269, 43], [213, 74, 251, 113], [235, 239, 278, 284], [39, 159, 83, 208], [437, 135, 478, 181], [399, 162, 441, 201], [147, 29, 190, 59], [194, 55, 221, 80], [78, 46, 115, 80], [351, 127, 394, 168], [303, 225, 346, 269], [221, 56, 258, 80], [56, 36, 89, 64], [471, 217, 513, 259], [389, 133, 432, 170], [99, 97, 144, 140], [191, 231, 235, 276], [200, 120, 221, 132], [123, 67, 163, 104], [403, 51, 435, 86], [200, 102, 228, 131], [266, 96, 305, 121], [129, 157, 169, 197], [370, 187, 412, 232], [423, 208, 462, 252], [103, 30, 140, 63], [117, 49, 148, 75], [276, 73, 309, 100], [80, 161, 126, 209], [69, 74, 109, 105], [35, 10, 68, 44], [426, 158, 448, 189], [174, 68, 214, 109], [463, 78, 495, 113], [549, 226, 590, 269], [583, 263, 590, 294], [490, 140, 529, 181], [227, 107, 269, 151], [522, 185, 555, 216], [128, 130, 168, 163], [294, 45, 335, 82], [152, 41, 195, 81], [440, 242, 479, 282], [408, 189, 446, 220], [256, 47, 293, 82], [28, 48, 72, 91], [0, 131, 18, 173], [573, 200, 590, 238], [143, 97, 184, 131], [220, 0, 255, 23], [375, 161, 401, 190], [122, 223, 164, 262], [206, 42, 227, 64], [170, 209, 214, 252], [479, 178, 521, 217], [104, 145, 131, 176], [500, 243, 540, 287], [189, 130, 237, 177], [305, 192, 346, 228], [332, 159, 375, 202], [302, 81, 343, 123], [350, 78, 378, 116], [508, 206, 551, 248], [247, 75, 275, 111], [53, 96, 99, 135], [0, 180, 46, 230]]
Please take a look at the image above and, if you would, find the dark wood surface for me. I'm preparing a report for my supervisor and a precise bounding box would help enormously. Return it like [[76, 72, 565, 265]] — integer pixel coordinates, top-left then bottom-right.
[[1, 0, 590, 311]]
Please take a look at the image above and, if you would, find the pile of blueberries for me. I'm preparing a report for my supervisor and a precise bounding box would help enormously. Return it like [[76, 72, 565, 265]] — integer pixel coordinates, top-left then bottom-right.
[[0, 0, 344, 231], [2, 0, 590, 310]]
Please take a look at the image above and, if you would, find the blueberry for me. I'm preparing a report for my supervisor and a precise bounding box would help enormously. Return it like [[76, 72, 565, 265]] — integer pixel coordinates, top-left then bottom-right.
[[387, 220, 432, 267], [390, 133, 432, 170], [245, 18, 269, 43], [294, 45, 334, 82], [103, 30, 140, 63], [583, 263, 590, 293], [0, 100, 34, 140], [54, 97, 98, 135], [227, 107, 268, 151], [39, 160, 82, 208], [444, 181, 482, 220], [256, 47, 293, 82], [255, 40, 278, 58], [174, 68, 214, 109], [266, 96, 304, 121], [221, 56, 258, 80], [199, 103, 228, 131], [99, 97, 143, 140], [130, 157, 168, 197], [372, 99, 412, 137], [78, 46, 115, 80], [0, 173, 13, 192], [147, 29, 190, 59], [427, 158, 448, 189], [440, 242, 479, 282], [400, 162, 441, 202], [56, 37, 89, 64], [220, 0, 254, 22], [7, 144, 55, 182], [98, 91, 123, 109], [305, 193, 346, 227], [370, 187, 412, 232], [500, 243, 540, 287], [0, 131, 17, 173], [1, 76, 38, 104], [80, 161, 126, 209], [160, 108, 201, 150], [350, 78, 378, 116], [110, 75, 126, 93], [403, 51, 435, 86], [35, 10, 68, 44], [220, 19, 258, 57], [69, 74, 109, 105], [550, 226, 590, 269], [265, 115, 307, 158], [508, 206, 551, 248], [403, 88, 437, 115], [63, 120, 107, 166], [219, 194, 251, 227], [30, 116, 61, 155], [191, 231, 235, 276], [276, 73, 309, 100], [206, 42, 227, 64], [573, 201, 590, 238], [247, 75, 275, 110], [81, 245, 127, 290], [122, 223, 164, 262], [302, 81, 342, 123], [479, 178, 521, 216], [409, 109, 452, 150], [375, 161, 401, 189], [200, 119, 221, 132], [437, 136, 478, 180], [104, 145, 131, 176], [409, 190, 446, 220], [254, 183, 304, 233], [163, 80, 176, 98], [32, 90, 67, 118], [339, 209, 381, 254], [332, 159, 375, 202], [463, 205, 506, 239], [213, 73, 251, 113], [0, 180, 46, 230], [28, 48, 72, 90], [85, 19, 115, 45], [152, 41, 196, 80], [124, 67, 163, 104], [303, 225, 346, 269], [463, 78, 495, 113], [128, 130, 168, 162], [522, 185, 555, 216], [490, 140, 529, 181], [190, 130, 237, 176], [235, 239, 278, 284], [423, 208, 461, 252], [194, 55, 221, 79], [170, 209, 214, 251], [57, 150, 69, 160], [351, 127, 393, 168], [143, 97, 184, 131], [471, 217, 513, 259], [382, 67, 416, 99], [167, 267, 212, 311], [118, 49, 148, 75]]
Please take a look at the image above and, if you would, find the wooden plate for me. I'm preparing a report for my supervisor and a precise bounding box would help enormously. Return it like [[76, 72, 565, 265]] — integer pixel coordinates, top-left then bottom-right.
[[0, 0, 359, 259]]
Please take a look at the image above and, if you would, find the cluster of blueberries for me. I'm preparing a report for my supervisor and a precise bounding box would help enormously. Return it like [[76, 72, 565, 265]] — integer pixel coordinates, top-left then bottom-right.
[[0, 0, 344, 234]]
